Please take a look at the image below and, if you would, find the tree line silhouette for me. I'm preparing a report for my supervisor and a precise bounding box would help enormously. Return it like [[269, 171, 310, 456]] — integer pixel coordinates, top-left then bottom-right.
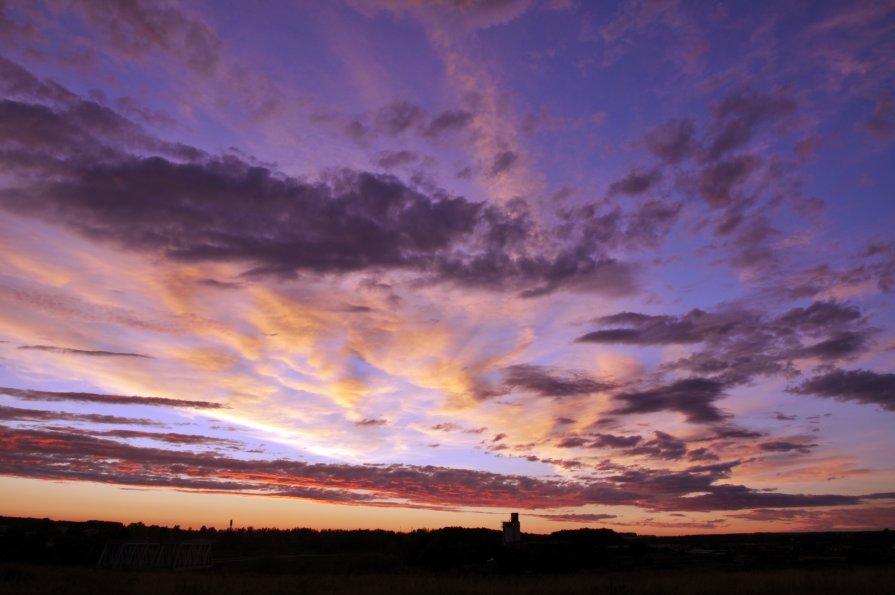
[[1, 516, 892, 575]]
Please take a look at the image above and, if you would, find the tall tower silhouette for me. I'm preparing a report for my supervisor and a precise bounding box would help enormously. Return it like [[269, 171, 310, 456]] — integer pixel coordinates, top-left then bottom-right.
[[502, 512, 521, 544]]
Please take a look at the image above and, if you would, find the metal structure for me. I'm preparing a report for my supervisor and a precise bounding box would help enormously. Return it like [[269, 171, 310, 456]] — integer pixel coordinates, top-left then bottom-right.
[[97, 540, 213, 569], [502, 512, 521, 545]]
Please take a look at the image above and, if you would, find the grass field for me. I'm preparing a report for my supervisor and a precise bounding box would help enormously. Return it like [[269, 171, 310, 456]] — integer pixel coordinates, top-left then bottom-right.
[[2, 564, 893, 595]]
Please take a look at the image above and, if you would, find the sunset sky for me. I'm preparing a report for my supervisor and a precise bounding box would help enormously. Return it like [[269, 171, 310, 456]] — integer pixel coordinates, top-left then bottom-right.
[[1, 0, 894, 536]]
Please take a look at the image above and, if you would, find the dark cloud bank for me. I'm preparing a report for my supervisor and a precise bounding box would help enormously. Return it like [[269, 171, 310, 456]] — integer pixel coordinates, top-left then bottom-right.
[[0, 56, 650, 298], [788, 369, 895, 411], [0, 425, 873, 513]]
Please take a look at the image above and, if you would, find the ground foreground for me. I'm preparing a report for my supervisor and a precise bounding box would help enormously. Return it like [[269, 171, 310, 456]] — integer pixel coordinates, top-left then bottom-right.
[[2, 564, 894, 595]]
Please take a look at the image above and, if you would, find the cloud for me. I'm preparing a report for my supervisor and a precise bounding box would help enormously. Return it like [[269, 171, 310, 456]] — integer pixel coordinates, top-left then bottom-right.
[[0, 95, 202, 164], [711, 426, 765, 440], [18, 345, 152, 358], [611, 377, 729, 424], [556, 430, 696, 461], [787, 369, 895, 411], [589, 433, 642, 448], [429, 423, 461, 432], [534, 512, 618, 523], [0, 425, 872, 513], [782, 255, 895, 299], [87, 428, 241, 447], [577, 301, 873, 386], [559, 431, 688, 461], [424, 109, 474, 137], [0, 386, 226, 409], [657, 484, 860, 512], [636, 89, 803, 274], [625, 431, 689, 460], [375, 150, 419, 169], [864, 94, 895, 140], [803, 2, 895, 103], [0, 56, 77, 105], [696, 155, 758, 208], [0, 3, 36, 48], [706, 89, 797, 157], [0, 1, 891, 532], [195, 278, 241, 290], [624, 200, 682, 247], [686, 447, 719, 462], [375, 101, 425, 135], [355, 418, 388, 427], [643, 118, 697, 163], [3, 156, 479, 276], [0, 58, 638, 298], [777, 301, 863, 330], [437, 248, 638, 298], [113, 95, 176, 128], [758, 439, 817, 454], [556, 436, 587, 448], [610, 517, 729, 531], [65, 0, 223, 73], [608, 168, 661, 196], [797, 331, 869, 360], [0, 283, 174, 334], [578, 308, 749, 345], [499, 364, 615, 398], [598, 0, 681, 46], [356, 0, 534, 31], [0, 425, 598, 509], [606, 462, 741, 500], [489, 150, 519, 176], [0, 404, 162, 426], [731, 505, 895, 531]]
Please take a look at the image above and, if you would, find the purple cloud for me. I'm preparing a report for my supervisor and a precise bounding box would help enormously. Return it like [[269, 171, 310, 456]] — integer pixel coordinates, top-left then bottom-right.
[[18, 345, 152, 358], [0, 386, 226, 409], [611, 378, 729, 424], [787, 369, 895, 411]]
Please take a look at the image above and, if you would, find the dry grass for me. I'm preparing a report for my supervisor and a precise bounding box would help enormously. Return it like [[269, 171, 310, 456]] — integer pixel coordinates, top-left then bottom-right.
[[2, 564, 894, 595]]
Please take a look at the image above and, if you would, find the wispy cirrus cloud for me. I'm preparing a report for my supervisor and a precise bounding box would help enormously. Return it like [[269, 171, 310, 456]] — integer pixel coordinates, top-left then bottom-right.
[[18, 345, 152, 358], [533, 512, 618, 523], [731, 505, 895, 531], [0, 404, 163, 426], [64, 427, 242, 448], [0, 386, 226, 410]]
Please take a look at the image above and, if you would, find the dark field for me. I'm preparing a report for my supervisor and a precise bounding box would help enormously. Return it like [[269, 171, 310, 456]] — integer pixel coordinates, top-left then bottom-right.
[[2, 564, 894, 595], [2, 517, 894, 594]]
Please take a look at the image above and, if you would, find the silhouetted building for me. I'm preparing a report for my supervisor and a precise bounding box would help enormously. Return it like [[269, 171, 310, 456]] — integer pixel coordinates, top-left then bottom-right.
[[502, 512, 521, 544]]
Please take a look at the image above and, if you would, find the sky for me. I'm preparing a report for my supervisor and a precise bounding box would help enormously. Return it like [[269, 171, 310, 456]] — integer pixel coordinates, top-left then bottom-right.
[[0, 0, 894, 536]]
